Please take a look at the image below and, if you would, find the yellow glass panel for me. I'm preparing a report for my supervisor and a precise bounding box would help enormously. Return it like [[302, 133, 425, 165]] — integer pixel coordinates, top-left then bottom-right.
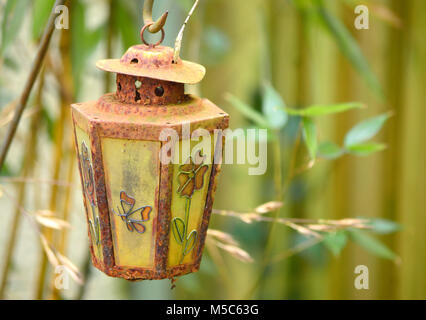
[[102, 138, 160, 268], [167, 140, 213, 266], [75, 126, 103, 261]]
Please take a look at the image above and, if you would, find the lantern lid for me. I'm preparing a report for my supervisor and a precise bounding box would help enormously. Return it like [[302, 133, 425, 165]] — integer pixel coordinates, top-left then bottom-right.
[[96, 44, 206, 85]]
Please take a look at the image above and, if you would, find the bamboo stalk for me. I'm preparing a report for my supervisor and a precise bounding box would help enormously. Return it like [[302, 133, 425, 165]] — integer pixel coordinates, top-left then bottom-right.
[[34, 104, 67, 299], [48, 11, 75, 299], [396, 0, 425, 300], [34, 11, 74, 298], [49, 154, 74, 300], [243, 127, 302, 299], [327, 4, 354, 300], [284, 6, 312, 300], [379, 0, 409, 299], [0, 71, 45, 299], [57, 158, 74, 260]]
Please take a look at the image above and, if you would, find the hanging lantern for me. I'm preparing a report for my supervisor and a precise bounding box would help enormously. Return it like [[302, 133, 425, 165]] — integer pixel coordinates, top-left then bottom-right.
[[71, 10, 228, 280]]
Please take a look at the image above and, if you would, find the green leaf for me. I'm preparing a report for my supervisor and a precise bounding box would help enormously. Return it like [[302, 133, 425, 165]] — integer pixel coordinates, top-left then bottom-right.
[[344, 113, 391, 147], [286, 102, 364, 117], [225, 93, 270, 128], [262, 82, 288, 129], [302, 117, 317, 161], [1, 0, 30, 55], [32, 0, 55, 40], [368, 218, 401, 235], [323, 231, 348, 256], [346, 142, 387, 156], [318, 141, 343, 159], [349, 229, 398, 261], [316, 4, 384, 100]]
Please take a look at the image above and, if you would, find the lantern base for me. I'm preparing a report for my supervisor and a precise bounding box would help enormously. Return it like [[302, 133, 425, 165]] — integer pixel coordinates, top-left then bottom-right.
[[90, 254, 202, 281], [72, 89, 228, 281]]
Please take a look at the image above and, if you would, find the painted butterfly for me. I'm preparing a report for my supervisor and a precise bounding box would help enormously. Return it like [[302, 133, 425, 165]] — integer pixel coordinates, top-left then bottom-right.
[[112, 191, 152, 234]]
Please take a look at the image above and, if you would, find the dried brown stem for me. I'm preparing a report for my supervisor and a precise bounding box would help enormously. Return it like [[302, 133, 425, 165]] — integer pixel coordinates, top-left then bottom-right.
[[173, 0, 201, 63]]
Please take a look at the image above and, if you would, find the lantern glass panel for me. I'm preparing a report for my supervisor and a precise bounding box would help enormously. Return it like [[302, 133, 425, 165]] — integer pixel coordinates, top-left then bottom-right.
[[102, 138, 160, 268]]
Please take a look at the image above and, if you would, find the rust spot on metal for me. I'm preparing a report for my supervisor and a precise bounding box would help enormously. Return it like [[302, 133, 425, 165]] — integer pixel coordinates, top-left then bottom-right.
[[116, 74, 185, 106], [195, 132, 225, 265]]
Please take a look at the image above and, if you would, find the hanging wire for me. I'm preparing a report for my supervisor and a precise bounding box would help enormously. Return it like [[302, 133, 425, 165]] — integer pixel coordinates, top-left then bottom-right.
[[173, 0, 201, 63]]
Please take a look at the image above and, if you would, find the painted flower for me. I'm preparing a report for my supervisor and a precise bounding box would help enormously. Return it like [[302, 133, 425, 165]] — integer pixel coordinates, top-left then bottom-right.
[[177, 152, 209, 198]]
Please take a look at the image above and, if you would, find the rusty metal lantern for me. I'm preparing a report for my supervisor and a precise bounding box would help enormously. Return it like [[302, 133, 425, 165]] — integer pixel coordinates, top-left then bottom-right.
[[71, 11, 228, 280]]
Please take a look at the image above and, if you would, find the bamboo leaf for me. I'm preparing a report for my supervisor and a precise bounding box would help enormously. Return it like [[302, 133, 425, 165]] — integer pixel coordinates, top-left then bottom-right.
[[346, 142, 387, 156], [262, 82, 288, 129], [302, 117, 317, 161], [318, 141, 343, 159], [344, 113, 391, 147], [323, 231, 348, 256], [368, 218, 402, 235], [349, 229, 398, 261], [316, 4, 384, 99], [286, 102, 364, 117], [225, 93, 270, 128]]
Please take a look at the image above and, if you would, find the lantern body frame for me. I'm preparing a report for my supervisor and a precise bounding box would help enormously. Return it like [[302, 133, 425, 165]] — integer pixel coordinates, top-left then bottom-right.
[[71, 45, 228, 281]]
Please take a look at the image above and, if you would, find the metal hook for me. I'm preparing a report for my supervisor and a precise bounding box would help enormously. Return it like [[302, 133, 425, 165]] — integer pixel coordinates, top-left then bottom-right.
[[143, 0, 168, 34]]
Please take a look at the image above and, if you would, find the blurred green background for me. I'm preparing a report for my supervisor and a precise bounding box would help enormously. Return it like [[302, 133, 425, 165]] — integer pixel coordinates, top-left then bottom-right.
[[0, 0, 424, 300]]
